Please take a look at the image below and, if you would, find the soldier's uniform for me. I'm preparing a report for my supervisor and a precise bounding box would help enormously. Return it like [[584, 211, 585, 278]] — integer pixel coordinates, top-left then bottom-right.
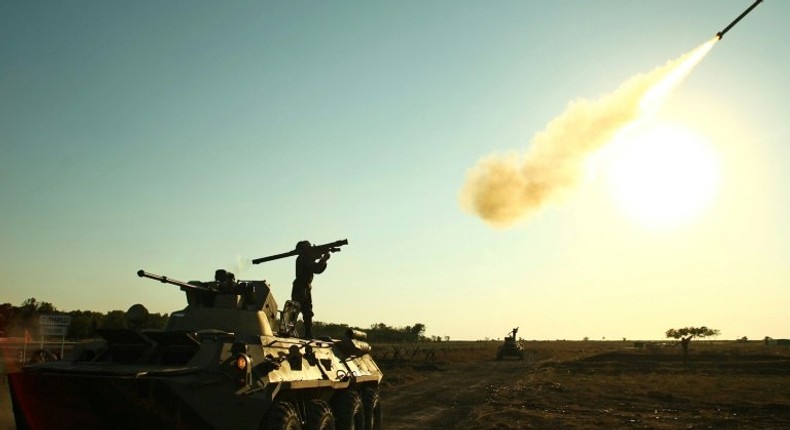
[[291, 241, 328, 338]]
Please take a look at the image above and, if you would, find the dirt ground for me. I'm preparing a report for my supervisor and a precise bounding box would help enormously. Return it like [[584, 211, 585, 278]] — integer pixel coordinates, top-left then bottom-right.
[[379, 341, 790, 429], [3, 341, 789, 429]]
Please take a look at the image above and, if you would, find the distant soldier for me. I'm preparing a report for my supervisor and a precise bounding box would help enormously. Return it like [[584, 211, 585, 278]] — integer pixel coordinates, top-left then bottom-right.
[[680, 335, 692, 357], [510, 327, 519, 339], [291, 240, 331, 339]]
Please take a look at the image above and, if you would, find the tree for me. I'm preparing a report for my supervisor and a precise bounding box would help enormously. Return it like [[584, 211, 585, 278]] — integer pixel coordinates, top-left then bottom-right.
[[306, 321, 350, 339], [0, 298, 61, 337], [0, 303, 13, 334], [67, 310, 102, 339], [362, 322, 429, 343], [19, 298, 57, 315], [665, 326, 721, 356], [102, 310, 128, 329], [142, 312, 169, 330], [408, 323, 426, 342]]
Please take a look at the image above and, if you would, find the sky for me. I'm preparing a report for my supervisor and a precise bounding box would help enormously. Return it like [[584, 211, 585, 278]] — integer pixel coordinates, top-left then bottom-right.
[[1, 1, 788, 341]]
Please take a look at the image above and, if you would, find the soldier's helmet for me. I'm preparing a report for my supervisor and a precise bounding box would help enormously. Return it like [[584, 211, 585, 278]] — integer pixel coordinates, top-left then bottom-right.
[[295, 240, 312, 254]]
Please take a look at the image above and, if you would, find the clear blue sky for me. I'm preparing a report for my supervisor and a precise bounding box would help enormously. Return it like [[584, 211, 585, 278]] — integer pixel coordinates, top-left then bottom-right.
[[2, 1, 788, 341]]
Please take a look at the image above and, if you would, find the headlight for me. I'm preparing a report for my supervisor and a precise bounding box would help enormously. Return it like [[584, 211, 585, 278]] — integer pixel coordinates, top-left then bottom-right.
[[236, 355, 249, 371]]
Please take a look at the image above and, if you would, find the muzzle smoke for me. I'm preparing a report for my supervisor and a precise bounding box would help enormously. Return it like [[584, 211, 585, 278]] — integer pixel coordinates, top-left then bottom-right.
[[460, 39, 717, 228]]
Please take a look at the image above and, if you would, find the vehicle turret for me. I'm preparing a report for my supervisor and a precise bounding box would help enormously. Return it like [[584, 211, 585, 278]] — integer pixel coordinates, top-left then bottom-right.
[[137, 269, 279, 335]]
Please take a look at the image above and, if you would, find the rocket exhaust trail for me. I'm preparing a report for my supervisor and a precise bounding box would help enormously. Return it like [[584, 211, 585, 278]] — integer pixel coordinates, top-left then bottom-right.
[[459, 39, 717, 228]]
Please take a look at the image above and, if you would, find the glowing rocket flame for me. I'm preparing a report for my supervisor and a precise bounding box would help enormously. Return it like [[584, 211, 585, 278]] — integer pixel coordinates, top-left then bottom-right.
[[640, 38, 718, 117], [460, 39, 718, 228]]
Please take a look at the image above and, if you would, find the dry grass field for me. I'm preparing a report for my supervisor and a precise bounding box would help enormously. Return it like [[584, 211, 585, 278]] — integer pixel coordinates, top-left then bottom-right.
[[3, 340, 789, 429], [377, 340, 790, 429]]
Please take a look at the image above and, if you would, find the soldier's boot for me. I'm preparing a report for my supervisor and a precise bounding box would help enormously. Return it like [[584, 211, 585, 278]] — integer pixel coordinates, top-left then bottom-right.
[[304, 317, 313, 339]]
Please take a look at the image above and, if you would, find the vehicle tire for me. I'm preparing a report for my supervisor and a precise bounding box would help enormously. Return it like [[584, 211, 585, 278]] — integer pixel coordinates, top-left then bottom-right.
[[332, 390, 365, 430], [264, 400, 302, 430], [360, 387, 382, 430], [306, 399, 335, 430]]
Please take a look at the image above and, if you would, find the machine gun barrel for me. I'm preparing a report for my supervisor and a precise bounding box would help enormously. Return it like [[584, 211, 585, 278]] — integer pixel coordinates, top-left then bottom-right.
[[137, 270, 212, 291], [252, 239, 349, 265]]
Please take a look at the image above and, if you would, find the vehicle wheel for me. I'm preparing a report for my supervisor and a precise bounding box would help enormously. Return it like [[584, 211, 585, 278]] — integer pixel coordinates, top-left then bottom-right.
[[264, 401, 302, 430], [360, 387, 382, 430], [306, 399, 335, 430], [332, 390, 365, 430]]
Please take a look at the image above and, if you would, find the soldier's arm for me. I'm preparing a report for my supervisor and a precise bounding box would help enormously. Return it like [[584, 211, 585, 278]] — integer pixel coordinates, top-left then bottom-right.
[[312, 259, 328, 274]]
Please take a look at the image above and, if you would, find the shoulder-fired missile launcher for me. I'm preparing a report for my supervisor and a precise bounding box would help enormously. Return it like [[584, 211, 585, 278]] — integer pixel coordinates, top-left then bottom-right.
[[7, 266, 382, 430]]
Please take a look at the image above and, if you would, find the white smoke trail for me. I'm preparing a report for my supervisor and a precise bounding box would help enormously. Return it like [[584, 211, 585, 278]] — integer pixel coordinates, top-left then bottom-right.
[[233, 254, 251, 276], [460, 38, 717, 228]]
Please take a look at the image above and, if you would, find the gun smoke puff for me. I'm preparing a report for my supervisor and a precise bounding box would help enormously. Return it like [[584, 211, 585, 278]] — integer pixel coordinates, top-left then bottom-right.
[[460, 39, 716, 228]]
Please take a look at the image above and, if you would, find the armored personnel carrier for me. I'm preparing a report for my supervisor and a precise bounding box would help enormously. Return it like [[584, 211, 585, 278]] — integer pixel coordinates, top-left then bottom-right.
[[496, 327, 524, 360], [8, 246, 383, 430]]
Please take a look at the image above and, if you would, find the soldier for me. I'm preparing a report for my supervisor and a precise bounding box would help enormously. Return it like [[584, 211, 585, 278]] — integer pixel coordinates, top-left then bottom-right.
[[680, 335, 692, 357], [291, 240, 330, 338]]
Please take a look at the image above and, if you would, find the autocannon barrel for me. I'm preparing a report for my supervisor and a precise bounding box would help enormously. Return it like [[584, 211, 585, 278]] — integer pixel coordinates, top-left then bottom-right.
[[137, 269, 212, 291]]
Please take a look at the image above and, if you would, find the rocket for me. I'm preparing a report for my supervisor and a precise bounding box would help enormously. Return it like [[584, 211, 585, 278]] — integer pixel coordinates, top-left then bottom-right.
[[717, 0, 763, 39]]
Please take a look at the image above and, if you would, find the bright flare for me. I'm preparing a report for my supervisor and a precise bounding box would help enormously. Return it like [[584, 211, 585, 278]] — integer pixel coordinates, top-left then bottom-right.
[[606, 123, 720, 229]]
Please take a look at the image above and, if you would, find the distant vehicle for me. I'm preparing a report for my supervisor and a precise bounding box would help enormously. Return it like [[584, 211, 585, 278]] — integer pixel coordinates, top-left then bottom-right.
[[496, 327, 524, 361], [7, 266, 383, 430]]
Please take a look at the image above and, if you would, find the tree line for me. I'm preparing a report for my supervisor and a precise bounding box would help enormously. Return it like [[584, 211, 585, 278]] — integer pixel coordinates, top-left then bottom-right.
[[0, 298, 434, 343], [310, 321, 431, 343], [0, 298, 168, 340]]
